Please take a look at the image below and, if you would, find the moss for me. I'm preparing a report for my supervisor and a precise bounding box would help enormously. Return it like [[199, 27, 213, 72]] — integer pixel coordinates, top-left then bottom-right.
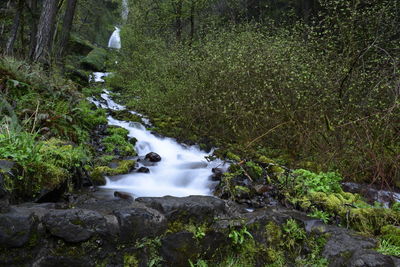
[[226, 152, 241, 162], [80, 47, 108, 71], [258, 156, 276, 164], [271, 165, 285, 174], [102, 126, 137, 157], [381, 225, 400, 246], [123, 254, 139, 267], [111, 110, 143, 123], [91, 160, 136, 184]]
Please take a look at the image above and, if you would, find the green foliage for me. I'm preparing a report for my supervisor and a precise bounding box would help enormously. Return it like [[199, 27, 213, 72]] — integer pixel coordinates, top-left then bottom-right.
[[377, 239, 400, 257], [282, 219, 306, 248], [113, 0, 400, 188], [102, 126, 136, 157], [310, 209, 332, 224], [228, 226, 253, 246], [292, 169, 342, 195]]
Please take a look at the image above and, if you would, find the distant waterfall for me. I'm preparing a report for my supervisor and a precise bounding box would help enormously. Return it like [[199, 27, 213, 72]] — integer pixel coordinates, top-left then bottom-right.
[[108, 27, 121, 49], [122, 0, 129, 22]]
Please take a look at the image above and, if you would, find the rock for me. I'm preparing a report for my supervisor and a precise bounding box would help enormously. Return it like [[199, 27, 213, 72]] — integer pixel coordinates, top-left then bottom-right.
[[43, 209, 108, 243], [33, 256, 94, 267], [211, 168, 224, 181], [253, 184, 270, 194], [145, 152, 161, 162], [114, 191, 134, 201], [322, 229, 376, 259], [160, 231, 200, 267], [137, 167, 150, 173], [136, 195, 227, 222], [346, 250, 396, 267], [114, 206, 166, 241], [0, 210, 36, 247], [80, 47, 108, 72]]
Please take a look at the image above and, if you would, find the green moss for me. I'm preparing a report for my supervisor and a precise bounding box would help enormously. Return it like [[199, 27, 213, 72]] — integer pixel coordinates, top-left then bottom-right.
[[226, 152, 241, 162], [80, 47, 108, 71], [91, 160, 136, 184], [111, 110, 143, 123], [381, 225, 400, 246], [101, 126, 136, 157], [245, 161, 263, 180], [123, 254, 139, 267]]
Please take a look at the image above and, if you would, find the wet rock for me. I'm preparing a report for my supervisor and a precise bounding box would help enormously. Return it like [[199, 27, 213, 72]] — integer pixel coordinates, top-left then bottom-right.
[[114, 191, 134, 201], [161, 231, 200, 267], [322, 229, 377, 259], [253, 184, 270, 194], [43, 209, 108, 243], [33, 256, 94, 267], [114, 206, 166, 241], [211, 168, 224, 181], [346, 249, 396, 267], [137, 167, 150, 173], [0, 210, 36, 247], [136, 195, 227, 222], [145, 152, 161, 162]]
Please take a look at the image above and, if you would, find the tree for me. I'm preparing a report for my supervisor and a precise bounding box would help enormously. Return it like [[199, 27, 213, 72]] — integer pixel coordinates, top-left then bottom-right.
[[56, 0, 78, 62], [4, 0, 24, 56], [32, 0, 60, 63]]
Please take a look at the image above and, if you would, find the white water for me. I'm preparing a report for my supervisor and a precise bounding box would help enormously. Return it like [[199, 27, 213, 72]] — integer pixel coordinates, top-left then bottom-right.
[[121, 0, 129, 22], [108, 27, 121, 49], [90, 92, 226, 197]]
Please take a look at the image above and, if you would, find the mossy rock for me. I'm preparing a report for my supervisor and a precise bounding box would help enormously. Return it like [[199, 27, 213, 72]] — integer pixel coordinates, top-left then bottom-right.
[[91, 160, 136, 185], [80, 47, 108, 72], [68, 34, 95, 56], [102, 126, 137, 157], [110, 110, 143, 123]]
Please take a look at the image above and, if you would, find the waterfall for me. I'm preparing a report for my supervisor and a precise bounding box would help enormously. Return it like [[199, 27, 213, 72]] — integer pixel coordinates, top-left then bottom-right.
[[121, 0, 129, 22], [108, 27, 121, 49]]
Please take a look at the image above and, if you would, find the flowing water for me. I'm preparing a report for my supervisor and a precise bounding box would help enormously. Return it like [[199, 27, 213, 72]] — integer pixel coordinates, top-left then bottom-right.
[[90, 91, 226, 198], [89, 7, 227, 198]]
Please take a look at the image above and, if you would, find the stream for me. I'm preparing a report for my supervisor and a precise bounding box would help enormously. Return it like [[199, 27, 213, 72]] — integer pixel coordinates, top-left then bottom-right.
[[89, 91, 227, 198]]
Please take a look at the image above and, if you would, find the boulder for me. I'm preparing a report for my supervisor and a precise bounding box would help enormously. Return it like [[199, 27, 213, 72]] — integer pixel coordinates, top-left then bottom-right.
[[346, 250, 396, 267], [0, 210, 36, 247], [160, 231, 200, 267], [211, 168, 224, 181], [137, 167, 150, 173], [136, 195, 227, 222], [145, 152, 161, 162], [43, 209, 108, 243], [114, 206, 166, 241]]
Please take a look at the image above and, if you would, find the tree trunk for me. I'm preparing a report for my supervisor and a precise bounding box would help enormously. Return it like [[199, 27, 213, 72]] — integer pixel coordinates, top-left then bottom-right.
[[5, 0, 23, 55], [32, 0, 59, 64], [189, 1, 195, 44], [175, 1, 182, 42], [56, 0, 78, 62], [28, 0, 39, 60]]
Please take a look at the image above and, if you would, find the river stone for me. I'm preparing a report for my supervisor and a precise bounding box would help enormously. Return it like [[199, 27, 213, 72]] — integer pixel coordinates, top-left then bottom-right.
[[0, 210, 36, 247], [114, 206, 166, 241], [145, 152, 161, 162], [43, 209, 107, 243], [136, 195, 227, 222], [137, 167, 150, 173]]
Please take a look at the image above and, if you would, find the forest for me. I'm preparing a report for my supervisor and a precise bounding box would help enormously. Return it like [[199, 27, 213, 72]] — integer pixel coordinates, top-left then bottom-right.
[[0, 0, 400, 266]]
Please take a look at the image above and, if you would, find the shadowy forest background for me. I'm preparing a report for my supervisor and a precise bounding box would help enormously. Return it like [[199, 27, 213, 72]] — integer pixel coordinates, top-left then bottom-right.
[[0, 0, 399, 194]]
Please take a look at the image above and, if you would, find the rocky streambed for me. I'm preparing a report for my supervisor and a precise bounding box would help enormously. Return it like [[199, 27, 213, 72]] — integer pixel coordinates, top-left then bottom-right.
[[0, 95, 398, 267], [1, 193, 399, 266]]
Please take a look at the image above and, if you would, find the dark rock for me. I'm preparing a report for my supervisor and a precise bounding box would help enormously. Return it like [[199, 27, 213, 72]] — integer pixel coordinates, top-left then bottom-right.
[[161, 231, 200, 267], [346, 250, 396, 267], [43, 209, 108, 243], [211, 168, 224, 181], [33, 256, 94, 267], [322, 230, 376, 259], [137, 167, 150, 173], [114, 206, 166, 241], [145, 152, 161, 162], [35, 180, 68, 203], [0, 210, 36, 247], [136, 195, 227, 222], [114, 191, 134, 201]]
